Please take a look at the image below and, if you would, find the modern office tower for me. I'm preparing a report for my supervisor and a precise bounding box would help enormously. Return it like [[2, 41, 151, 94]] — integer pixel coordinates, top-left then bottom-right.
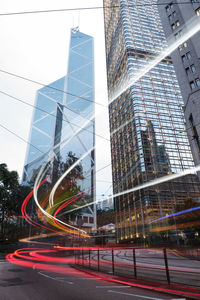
[[22, 27, 96, 230], [158, 0, 200, 173], [104, 0, 200, 244], [22, 77, 65, 184]]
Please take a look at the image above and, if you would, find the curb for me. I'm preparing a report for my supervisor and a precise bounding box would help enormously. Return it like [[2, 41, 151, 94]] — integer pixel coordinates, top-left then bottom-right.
[[72, 264, 200, 300]]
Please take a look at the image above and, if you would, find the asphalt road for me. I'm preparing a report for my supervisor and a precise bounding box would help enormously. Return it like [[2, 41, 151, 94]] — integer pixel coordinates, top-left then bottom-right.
[[0, 259, 185, 300]]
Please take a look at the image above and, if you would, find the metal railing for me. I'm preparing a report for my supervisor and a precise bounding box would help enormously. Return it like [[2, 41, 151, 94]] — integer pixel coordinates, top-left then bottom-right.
[[74, 247, 200, 288]]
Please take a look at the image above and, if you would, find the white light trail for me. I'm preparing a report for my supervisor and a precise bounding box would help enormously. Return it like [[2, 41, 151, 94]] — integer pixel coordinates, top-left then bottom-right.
[[48, 146, 95, 208], [65, 163, 200, 215], [109, 15, 200, 104], [32, 15, 200, 233], [33, 154, 87, 234]]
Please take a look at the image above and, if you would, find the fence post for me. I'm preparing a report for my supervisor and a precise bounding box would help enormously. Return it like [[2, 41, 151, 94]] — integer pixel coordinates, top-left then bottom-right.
[[98, 249, 100, 271], [133, 248, 137, 278], [112, 249, 115, 275], [89, 249, 91, 268], [163, 248, 170, 284]]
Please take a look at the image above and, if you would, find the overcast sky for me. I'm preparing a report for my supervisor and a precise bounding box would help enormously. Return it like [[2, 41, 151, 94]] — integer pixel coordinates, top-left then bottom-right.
[[0, 0, 112, 199]]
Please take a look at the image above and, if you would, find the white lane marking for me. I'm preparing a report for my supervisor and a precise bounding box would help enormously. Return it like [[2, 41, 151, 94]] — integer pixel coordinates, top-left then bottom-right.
[[96, 285, 131, 288], [38, 271, 74, 284], [108, 290, 167, 300], [78, 278, 101, 280]]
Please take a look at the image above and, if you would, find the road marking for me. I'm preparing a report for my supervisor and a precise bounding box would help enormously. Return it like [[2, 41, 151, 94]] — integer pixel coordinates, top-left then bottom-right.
[[38, 271, 74, 284], [108, 290, 167, 300], [96, 285, 131, 288], [78, 277, 101, 280]]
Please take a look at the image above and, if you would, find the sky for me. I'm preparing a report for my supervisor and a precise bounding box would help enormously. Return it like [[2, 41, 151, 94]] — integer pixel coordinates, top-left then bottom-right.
[[0, 0, 112, 200]]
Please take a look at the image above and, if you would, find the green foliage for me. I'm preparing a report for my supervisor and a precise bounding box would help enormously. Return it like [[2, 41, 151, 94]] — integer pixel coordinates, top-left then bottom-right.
[[0, 163, 31, 240]]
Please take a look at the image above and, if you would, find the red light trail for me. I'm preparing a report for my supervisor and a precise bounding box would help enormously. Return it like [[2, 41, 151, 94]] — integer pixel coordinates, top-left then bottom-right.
[[6, 247, 200, 299]]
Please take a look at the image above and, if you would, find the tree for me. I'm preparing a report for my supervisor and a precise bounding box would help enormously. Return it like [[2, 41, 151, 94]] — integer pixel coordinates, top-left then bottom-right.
[[52, 152, 84, 207], [0, 164, 19, 239]]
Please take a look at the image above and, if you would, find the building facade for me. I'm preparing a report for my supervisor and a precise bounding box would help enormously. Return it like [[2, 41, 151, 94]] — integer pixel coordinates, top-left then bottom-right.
[[22, 28, 96, 231], [104, 0, 200, 245], [158, 0, 200, 174]]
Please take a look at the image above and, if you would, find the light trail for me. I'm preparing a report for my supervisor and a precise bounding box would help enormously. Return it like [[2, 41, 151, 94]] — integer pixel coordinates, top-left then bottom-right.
[[149, 205, 200, 224], [21, 177, 61, 233], [48, 147, 94, 208], [150, 219, 200, 233], [33, 156, 90, 237], [56, 16, 200, 216], [21, 179, 85, 238], [109, 15, 200, 104], [51, 190, 90, 234], [32, 15, 200, 234], [110, 115, 135, 137], [65, 163, 200, 215], [6, 247, 200, 298]]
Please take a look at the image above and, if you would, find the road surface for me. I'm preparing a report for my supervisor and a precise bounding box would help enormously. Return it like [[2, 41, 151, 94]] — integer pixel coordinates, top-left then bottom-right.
[[0, 258, 185, 300]]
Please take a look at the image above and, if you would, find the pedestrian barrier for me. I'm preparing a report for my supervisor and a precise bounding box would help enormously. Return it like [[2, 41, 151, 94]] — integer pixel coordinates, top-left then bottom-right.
[[74, 247, 200, 288]]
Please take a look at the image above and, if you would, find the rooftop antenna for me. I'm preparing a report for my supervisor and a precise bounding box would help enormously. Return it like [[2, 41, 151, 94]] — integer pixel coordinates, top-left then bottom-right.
[[78, 10, 80, 29], [72, 13, 79, 33]]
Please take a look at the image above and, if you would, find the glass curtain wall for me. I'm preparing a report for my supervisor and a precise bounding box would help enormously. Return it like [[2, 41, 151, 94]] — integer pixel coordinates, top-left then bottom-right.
[[104, 0, 200, 245]]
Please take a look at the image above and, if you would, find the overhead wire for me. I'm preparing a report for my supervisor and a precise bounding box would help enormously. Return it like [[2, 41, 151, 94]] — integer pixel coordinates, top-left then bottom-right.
[[0, 83, 197, 140], [0, 123, 44, 154], [0, 68, 106, 108], [0, 120, 112, 183], [0, 90, 110, 142], [1, 86, 198, 184], [0, 2, 198, 17], [1, 1, 199, 198]]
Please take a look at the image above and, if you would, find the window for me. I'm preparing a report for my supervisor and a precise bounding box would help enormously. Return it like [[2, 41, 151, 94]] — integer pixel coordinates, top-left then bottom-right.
[[166, 3, 174, 11], [176, 21, 180, 27], [191, 64, 196, 72], [182, 55, 186, 63], [89, 217, 94, 224], [192, 0, 199, 3], [179, 42, 188, 51], [185, 67, 190, 76], [175, 30, 183, 40], [190, 81, 195, 90], [83, 216, 88, 223], [195, 8, 200, 16], [195, 78, 200, 87], [186, 52, 192, 59], [172, 11, 176, 17], [168, 14, 172, 21]]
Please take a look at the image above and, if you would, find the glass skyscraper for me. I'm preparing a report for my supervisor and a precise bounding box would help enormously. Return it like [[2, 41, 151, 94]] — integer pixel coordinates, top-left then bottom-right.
[[104, 0, 200, 244], [22, 28, 95, 231]]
